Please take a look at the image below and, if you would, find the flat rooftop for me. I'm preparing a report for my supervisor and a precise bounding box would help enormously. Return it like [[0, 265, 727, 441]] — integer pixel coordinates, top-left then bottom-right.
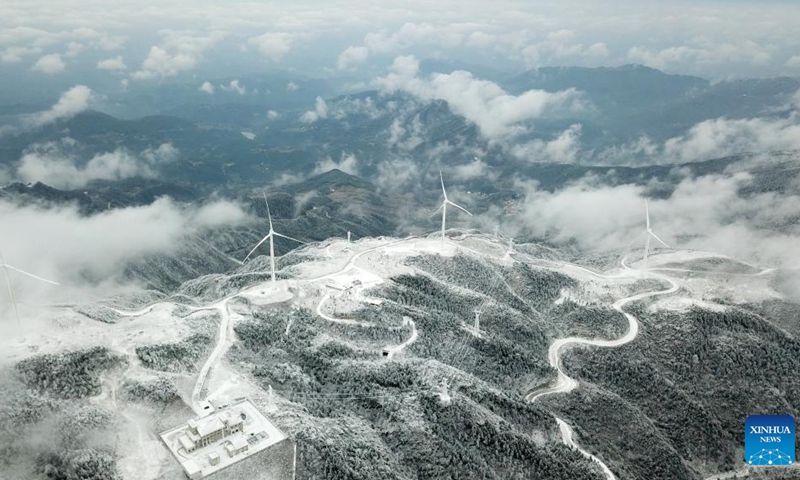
[[160, 398, 288, 479]]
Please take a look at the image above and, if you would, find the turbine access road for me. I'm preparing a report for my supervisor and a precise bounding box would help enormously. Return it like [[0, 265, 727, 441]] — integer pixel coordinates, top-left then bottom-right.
[[193, 235, 417, 414], [526, 256, 680, 480]]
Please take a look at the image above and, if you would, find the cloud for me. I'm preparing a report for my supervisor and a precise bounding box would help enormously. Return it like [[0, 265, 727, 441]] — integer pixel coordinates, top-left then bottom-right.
[[785, 55, 800, 69], [247, 32, 292, 61], [336, 45, 369, 70], [132, 30, 226, 80], [219, 79, 246, 94], [96, 55, 126, 70], [269, 171, 305, 188], [466, 31, 496, 49], [286, 82, 299, 91], [2, 2, 800, 79], [0, 197, 250, 301], [522, 30, 609, 68], [141, 142, 179, 163], [452, 158, 496, 181], [511, 113, 800, 166], [10, 85, 93, 132], [374, 157, 419, 192], [375, 55, 584, 140], [627, 39, 773, 71], [65, 41, 84, 57], [312, 153, 359, 176], [510, 124, 583, 163], [661, 116, 800, 164], [1, 45, 42, 63], [132, 46, 195, 79], [267, 109, 280, 119], [300, 96, 329, 123], [198, 81, 214, 94], [31, 53, 65, 74], [193, 200, 249, 228], [503, 168, 800, 273], [14, 142, 179, 189], [386, 113, 425, 151]]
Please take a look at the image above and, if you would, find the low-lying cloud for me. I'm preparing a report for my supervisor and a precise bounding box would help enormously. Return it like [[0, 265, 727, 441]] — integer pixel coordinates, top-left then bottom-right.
[[132, 30, 226, 80], [507, 169, 800, 268], [375, 55, 585, 141], [0, 197, 251, 308], [312, 153, 359, 176], [14, 141, 179, 189], [300, 96, 329, 123], [31, 53, 65, 74]]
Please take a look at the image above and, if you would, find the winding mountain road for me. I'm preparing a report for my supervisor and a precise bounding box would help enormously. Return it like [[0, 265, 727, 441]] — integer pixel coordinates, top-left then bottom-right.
[[527, 259, 679, 402], [526, 257, 680, 479], [190, 299, 232, 414]]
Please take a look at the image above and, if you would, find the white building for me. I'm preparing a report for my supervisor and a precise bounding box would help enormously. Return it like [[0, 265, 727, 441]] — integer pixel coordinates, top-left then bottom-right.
[[160, 398, 295, 479], [178, 410, 244, 452]]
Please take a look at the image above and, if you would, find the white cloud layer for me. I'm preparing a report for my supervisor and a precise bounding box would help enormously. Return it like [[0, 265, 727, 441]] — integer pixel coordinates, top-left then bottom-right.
[[132, 30, 226, 80], [0, 198, 250, 298], [31, 53, 65, 74], [1, 85, 94, 135], [510, 169, 800, 269], [300, 96, 329, 123], [312, 153, 359, 176], [198, 81, 214, 94], [220, 79, 245, 94], [375, 55, 584, 140], [96, 55, 126, 70], [14, 142, 179, 189], [247, 31, 292, 61]]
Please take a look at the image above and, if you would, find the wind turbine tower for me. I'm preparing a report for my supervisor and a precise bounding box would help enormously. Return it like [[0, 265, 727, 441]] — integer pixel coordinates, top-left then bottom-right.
[[0, 243, 59, 324], [473, 308, 482, 334], [629, 199, 670, 264], [432, 171, 472, 250], [244, 194, 305, 282]]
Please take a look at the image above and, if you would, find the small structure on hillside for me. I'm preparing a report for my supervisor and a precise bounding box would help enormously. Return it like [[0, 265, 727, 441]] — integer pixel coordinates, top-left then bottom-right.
[[160, 398, 295, 479]]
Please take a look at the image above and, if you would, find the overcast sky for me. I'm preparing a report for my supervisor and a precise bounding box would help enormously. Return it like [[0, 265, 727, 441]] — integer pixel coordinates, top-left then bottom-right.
[[3, 0, 800, 88]]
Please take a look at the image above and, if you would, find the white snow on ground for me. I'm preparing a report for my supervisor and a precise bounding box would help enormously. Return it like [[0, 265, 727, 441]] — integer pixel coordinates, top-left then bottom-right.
[[1, 232, 792, 480], [382, 316, 418, 359], [556, 418, 618, 480], [650, 296, 728, 313]]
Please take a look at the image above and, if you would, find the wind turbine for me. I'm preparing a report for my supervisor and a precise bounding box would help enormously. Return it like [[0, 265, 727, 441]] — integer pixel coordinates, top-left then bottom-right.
[[431, 171, 472, 249], [244, 194, 305, 282], [0, 242, 59, 324], [628, 199, 670, 264]]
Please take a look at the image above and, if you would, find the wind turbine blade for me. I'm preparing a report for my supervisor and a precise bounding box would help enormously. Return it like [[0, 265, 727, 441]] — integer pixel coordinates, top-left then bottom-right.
[[263, 193, 273, 231], [244, 233, 272, 262], [1, 265, 19, 323], [4, 265, 60, 285], [446, 200, 473, 216], [272, 232, 306, 244], [649, 231, 670, 249], [439, 171, 447, 200], [429, 203, 444, 218], [645, 199, 650, 229], [626, 230, 647, 251]]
